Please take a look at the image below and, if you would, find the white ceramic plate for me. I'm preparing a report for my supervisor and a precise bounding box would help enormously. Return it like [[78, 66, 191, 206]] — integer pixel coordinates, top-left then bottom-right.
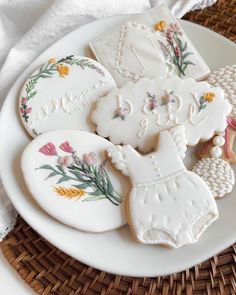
[[1, 16, 236, 277]]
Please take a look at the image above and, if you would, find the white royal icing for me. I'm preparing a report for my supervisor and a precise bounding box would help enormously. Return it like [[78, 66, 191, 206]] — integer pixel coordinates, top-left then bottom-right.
[[21, 130, 130, 232], [210, 146, 222, 158], [92, 76, 231, 152], [90, 4, 210, 87], [193, 158, 235, 199], [213, 135, 225, 147], [19, 55, 116, 137], [207, 64, 236, 118], [107, 126, 218, 248]]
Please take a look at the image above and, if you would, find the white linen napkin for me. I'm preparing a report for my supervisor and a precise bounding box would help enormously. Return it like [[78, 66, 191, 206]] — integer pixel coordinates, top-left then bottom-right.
[[0, 0, 217, 240]]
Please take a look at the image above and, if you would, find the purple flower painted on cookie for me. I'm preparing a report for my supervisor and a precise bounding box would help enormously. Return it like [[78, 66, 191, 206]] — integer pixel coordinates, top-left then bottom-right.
[[83, 152, 97, 165], [58, 155, 73, 168], [174, 47, 181, 58]]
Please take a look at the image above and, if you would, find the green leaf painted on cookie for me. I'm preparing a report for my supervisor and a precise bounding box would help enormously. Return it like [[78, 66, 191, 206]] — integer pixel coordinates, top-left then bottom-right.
[[45, 171, 58, 180], [36, 165, 55, 171], [182, 52, 194, 59], [89, 189, 103, 196], [57, 176, 71, 184], [56, 165, 65, 174], [73, 183, 89, 189], [183, 61, 195, 66], [182, 41, 188, 51], [69, 170, 82, 179]]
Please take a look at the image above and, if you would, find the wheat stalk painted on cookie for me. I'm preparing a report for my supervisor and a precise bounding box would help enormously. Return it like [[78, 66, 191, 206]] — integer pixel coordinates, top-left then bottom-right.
[[53, 186, 85, 200]]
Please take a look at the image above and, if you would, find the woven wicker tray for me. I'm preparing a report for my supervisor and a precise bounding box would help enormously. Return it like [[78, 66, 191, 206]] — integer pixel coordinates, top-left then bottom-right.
[[1, 1, 236, 294]]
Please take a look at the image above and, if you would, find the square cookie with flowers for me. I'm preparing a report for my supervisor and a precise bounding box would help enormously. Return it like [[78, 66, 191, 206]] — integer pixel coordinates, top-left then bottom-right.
[[90, 4, 210, 87]]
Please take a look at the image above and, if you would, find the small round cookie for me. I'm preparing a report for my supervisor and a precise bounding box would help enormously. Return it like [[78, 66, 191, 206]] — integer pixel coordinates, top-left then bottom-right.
[[19, 55, 116, 137], [21, 130, 130, 232], [207, 64, 236, 118], [193, 158, 234, 199]]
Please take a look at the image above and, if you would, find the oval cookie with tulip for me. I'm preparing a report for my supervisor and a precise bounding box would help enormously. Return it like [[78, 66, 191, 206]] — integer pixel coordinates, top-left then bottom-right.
[[19, 55, 116, 137], [21, 130, 130, 232]]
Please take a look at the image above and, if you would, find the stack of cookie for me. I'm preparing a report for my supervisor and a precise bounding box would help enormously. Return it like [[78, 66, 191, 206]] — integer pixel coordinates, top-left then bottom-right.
[[19, 4, 235, 249]]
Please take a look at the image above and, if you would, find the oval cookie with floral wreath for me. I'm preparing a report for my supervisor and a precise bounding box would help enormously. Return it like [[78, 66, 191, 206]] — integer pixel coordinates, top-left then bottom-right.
[[21, 130, 130, 232], [19, 55, 116, 137]]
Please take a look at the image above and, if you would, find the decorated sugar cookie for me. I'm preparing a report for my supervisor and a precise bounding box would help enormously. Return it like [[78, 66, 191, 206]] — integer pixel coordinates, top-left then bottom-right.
[[107, 126, 218, 248], [19, 55, 115, 137], [193, 158, 234, 199], [92, 76, 231, 152], [207, 64, 236, 118], [90, 4, 210, 87], [21, 130, 130, 232], [198, 65, 236, 164], [193, 122, 235, 199]]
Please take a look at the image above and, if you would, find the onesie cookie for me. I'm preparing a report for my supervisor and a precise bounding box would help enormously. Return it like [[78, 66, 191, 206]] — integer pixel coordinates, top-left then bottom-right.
[[90, 4, 210, 87], [92, 76, 231, 152], [21, 130, 130, 232], [19, 55, 116, 137], [107, 126, 218, 248]]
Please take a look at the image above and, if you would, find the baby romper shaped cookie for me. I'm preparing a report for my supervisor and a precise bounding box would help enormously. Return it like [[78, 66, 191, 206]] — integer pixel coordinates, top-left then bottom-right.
[[90, 4, 210, 87], [21, 130, 130, 232], [92, 76, 231, 152], [19, 55, 116, 137], [107, 126, 218, 248]]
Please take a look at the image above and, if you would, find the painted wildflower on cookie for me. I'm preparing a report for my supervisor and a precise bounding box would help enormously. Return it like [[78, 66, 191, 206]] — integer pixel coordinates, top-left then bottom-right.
[[154, 20, 166, 32], [113, 107, 129, 120], [37, 141, 122, 205], [146, 92, 158, 111], [199, 92, 216, 111], [20, 97, 32, 122], [154, 20, 195, 77], [161, 91, 175, 106], [39, 142, 57, 156], [56, 64, 69, 78], [59, 141, 74, 153], [143, 91, 176, 113], [48, 58, 57, 64]]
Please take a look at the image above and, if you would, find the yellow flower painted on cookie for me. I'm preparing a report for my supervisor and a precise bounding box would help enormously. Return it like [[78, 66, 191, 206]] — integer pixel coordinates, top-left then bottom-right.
[[154, 20, 166, 32], [56, 64, 69, 78], [48, 58, 57, 64], [203, 92, 216, 102]]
